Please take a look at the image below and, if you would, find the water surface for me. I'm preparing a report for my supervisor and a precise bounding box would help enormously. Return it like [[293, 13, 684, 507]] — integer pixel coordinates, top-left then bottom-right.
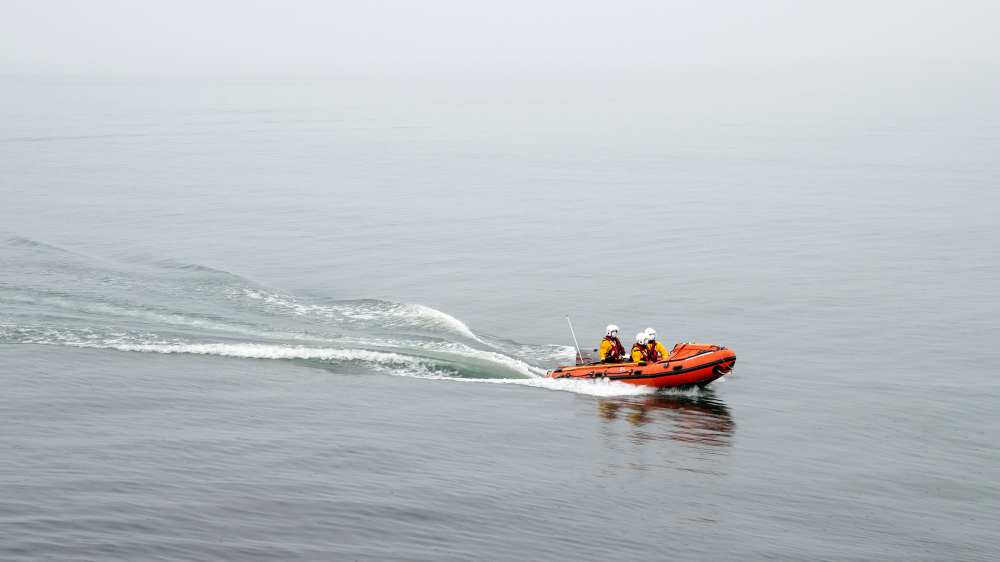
[[2, 67, 998, 560]]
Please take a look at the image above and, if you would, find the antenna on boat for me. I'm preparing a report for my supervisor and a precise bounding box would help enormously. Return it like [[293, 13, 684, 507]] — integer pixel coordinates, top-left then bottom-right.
[[566, 316, 583, 363]]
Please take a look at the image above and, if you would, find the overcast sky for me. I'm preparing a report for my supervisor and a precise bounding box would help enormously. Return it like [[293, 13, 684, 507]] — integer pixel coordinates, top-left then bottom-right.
[[2, 0, 998, 75]]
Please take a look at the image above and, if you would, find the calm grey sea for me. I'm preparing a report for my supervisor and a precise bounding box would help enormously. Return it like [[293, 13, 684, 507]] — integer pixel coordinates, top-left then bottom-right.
[[2, 66, 998, 560]]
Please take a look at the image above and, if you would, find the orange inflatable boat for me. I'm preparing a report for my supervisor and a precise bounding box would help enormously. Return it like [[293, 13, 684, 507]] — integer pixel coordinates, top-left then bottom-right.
[[545, 343, 736, 389]]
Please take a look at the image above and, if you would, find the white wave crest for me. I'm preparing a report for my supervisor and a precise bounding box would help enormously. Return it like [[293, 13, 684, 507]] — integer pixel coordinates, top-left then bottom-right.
[[402, 303, 479, 342], [239, 289, 480, 342]]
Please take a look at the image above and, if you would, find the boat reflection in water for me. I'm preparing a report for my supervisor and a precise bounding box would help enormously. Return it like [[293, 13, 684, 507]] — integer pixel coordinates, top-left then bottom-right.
[[596, 390, 735, 449]]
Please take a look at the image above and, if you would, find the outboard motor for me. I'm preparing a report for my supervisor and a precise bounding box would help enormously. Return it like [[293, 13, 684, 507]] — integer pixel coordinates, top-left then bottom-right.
[[576, 348, 601, 366]]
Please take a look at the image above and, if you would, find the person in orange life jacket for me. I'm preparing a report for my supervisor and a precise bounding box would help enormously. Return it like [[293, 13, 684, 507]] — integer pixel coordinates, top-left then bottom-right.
[[599, 324, 626, 363], [644, 328, 668, 362], [631, 332, 652, 363]]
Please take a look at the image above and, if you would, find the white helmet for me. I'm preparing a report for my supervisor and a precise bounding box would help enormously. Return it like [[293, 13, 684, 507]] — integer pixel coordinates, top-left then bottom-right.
[[645, 328, 656, 341], [606, 324, 619, 337], [636, 332, 648, 344]]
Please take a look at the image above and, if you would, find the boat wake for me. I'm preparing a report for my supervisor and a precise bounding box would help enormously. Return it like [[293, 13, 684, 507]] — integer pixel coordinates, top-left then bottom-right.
[[0, 234, 655, 396]]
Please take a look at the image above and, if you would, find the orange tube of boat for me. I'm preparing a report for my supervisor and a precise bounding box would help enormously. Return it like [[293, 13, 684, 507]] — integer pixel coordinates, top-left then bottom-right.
[[545, 343, 735, 389]]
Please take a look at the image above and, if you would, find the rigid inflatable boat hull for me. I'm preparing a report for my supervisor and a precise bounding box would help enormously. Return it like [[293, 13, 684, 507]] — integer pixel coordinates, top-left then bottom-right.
[[545, 343, 735, 389]]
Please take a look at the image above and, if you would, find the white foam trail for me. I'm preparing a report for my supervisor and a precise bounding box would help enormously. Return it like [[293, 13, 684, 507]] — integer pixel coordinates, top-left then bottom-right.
[[59, 340, 434, 366], [481, 338, 577, 365], [383, 370, 659, 397], [407, 340, 545, 377], [467, 377, 659, 397], [57, 338, 582, 389], [5, 326, 658, 397], [3, 324, 547, 379]]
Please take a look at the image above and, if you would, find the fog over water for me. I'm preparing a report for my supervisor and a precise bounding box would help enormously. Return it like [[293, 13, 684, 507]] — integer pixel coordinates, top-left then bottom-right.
[[2, 2, 999, 561], [3, 0, 999, 75]]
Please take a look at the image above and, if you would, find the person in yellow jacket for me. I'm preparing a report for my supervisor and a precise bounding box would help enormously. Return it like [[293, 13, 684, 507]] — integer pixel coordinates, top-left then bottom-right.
[[599, 324, 627, 363], [631, 332, 651, 363], [645, 328, 668, 362]]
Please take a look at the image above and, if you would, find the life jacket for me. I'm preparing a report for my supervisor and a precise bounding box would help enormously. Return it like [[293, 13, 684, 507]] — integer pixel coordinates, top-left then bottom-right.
[[604, 336, 625, 358], [646, 340, 661, 362], [631, 343, 651, 362]]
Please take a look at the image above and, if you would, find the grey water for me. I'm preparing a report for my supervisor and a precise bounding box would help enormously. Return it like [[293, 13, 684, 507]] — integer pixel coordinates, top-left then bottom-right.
[[2, 66, 998, 560]]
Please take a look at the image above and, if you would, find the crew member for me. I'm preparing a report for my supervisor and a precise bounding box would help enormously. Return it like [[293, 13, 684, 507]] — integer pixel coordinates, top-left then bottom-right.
[[644, 328, 668, 362], [599, 324, 626, 363], [631, 332, 651, 363]]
